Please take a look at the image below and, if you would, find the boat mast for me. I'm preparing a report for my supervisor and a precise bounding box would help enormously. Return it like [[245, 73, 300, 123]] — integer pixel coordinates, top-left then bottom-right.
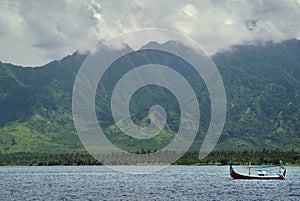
[[249, 162, 251, 175]]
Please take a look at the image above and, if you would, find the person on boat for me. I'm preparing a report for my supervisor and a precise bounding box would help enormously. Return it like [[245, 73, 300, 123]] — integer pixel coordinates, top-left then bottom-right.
[[279, 167, 286, 176]]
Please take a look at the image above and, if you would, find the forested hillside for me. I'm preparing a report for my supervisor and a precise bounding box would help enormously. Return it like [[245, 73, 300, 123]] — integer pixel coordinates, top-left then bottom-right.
[[0, 39, 299, 154]]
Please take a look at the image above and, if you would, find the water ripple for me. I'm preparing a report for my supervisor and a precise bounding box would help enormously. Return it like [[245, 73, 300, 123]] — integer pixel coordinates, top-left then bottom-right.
[[0, 166, 299, 200]]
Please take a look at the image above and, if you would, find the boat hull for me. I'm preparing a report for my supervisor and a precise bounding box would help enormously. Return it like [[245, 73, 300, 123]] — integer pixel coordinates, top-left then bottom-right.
[[230, 165, 285, 180]]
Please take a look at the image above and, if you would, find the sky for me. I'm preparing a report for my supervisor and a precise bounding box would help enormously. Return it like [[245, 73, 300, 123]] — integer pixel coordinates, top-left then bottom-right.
[[0, 0, 300, 67]]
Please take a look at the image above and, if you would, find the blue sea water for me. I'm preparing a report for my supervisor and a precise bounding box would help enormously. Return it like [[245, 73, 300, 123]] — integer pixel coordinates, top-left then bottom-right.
[[0, 166, 299, 200]]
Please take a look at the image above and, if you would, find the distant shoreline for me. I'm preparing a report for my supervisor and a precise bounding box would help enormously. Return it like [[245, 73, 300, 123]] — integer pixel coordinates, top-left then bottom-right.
[[1, 150, 299, 166], [1, 164, 299, 167]]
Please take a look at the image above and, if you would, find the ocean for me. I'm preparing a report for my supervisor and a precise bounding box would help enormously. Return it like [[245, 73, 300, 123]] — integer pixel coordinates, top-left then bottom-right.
[[0, 165, 299, 200]]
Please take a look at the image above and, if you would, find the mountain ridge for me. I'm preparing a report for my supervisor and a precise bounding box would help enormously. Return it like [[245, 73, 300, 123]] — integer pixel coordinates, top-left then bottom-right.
[[0, 39, 300, 153]]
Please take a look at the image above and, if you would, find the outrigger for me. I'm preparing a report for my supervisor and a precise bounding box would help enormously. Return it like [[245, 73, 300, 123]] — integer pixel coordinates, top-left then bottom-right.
[[230, 164, 286, 180]]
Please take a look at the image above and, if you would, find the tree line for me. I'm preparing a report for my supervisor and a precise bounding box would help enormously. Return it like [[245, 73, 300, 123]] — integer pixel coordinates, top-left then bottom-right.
[[0, 150, 299, 166], [174, 149, 300, 165]]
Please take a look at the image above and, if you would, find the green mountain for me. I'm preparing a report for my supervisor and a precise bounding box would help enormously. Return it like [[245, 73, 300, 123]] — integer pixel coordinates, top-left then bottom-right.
[[214, 40, 300, 150], [0, 52, 86, 153], [0, 40, 300, 154]]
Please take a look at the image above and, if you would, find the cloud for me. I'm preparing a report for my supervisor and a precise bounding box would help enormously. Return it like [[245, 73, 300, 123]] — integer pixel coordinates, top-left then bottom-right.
[[0, 0, 300, 66]]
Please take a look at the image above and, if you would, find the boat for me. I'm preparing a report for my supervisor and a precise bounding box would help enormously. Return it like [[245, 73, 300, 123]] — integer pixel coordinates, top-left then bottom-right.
[[230, 164, 286, 180]]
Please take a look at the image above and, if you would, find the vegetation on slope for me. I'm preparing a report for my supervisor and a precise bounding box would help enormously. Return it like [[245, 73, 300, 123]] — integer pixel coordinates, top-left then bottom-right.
[[0, 40, 300, 154]]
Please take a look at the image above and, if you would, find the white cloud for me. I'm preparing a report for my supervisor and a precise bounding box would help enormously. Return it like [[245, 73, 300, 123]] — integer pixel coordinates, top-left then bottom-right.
[[0, 0, 300, 66]]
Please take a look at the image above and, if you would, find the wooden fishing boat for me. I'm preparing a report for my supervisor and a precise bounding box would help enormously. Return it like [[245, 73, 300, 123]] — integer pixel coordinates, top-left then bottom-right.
[[230, 164, 286, 180]]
